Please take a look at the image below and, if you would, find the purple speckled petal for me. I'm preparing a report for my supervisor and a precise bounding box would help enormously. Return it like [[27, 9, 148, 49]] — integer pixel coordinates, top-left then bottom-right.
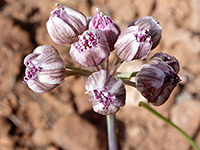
[[115, 26, 152, 61], [70, 30, 110, 67], [85, 70, 126, 115], [23, 45, 66, 93], [128, 16, 162, 49], [46, 4, 87, 44], [89, 9, 121, 51]]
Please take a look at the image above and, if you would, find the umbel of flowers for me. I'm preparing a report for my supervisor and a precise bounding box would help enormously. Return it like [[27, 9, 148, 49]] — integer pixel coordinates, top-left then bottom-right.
[[24, 4, 180, 115]]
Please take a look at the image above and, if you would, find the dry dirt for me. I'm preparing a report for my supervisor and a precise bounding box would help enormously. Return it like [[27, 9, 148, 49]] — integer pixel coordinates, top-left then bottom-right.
[[0, 0, 200, 150]]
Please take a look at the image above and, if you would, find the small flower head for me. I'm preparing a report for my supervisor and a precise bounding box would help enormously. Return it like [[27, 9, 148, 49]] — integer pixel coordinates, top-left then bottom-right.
[[89, 8, 121, 51], [136, 61, 180, 106], [150, 52, 180, 73], [128, 16, 162, 49], [69, 29, 110, 67], [23, 45, 66, 93], [115, 26, 153, 61], [85, 70, 126, 115], [46, 3, 87, 44]]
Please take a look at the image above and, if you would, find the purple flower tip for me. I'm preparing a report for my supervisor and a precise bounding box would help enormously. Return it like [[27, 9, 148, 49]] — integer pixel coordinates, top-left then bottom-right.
[[134, 27, 151, 43], [92, 8, 113, 29], [85, 70, 126, 115], [70, 30, 110, 67], [73, 31, 100, 53], [23, 45, 66, 93], [94, 89, 116, 110], [115, 26, 153, 61], [24, 61, 42, 82]]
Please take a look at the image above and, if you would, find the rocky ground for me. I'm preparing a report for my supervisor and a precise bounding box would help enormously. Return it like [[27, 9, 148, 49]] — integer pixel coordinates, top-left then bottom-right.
[[0, 0, 200, 150]]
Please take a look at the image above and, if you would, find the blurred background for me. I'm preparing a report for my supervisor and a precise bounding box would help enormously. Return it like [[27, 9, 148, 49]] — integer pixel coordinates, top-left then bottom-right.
[[0, 0, 200, 149]]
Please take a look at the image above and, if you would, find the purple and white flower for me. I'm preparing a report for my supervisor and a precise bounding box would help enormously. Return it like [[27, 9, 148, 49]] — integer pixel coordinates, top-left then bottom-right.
[[85, 70, 126, 115], [89, 9, 121, 51], [115, 26, 153, 61], [46, 3, 87, 44], [70, 29, 110, 67], [23, 45, 66, 93], [128, 16, 162, 49], [150, 52, 180, 73], [136, 61, 180, 106]]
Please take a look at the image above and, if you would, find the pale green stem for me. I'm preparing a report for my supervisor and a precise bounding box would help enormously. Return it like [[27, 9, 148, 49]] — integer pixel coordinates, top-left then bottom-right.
[[65, 70, 92, 77], [65, 64, 92, 73], [115, 71, 139, 79], [106, 114, 118, 150], [138, 101, 200, 150], [106, 59, 109, 73], [121, 79, 136, 88]]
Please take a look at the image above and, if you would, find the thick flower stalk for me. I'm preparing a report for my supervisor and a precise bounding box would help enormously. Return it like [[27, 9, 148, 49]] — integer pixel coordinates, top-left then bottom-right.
[[46, 3, 87, 44], [23, 45, 66, 93], [85, 70, 126, 115], [89, 8, 121, 51], [136, 58, 180, 106], [115, 26, 153, 61], [128, 16, 162, 49], [70, 29, 110, 67]]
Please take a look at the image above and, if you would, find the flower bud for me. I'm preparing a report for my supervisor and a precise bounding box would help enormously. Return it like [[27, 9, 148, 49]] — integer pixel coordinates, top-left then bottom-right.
[[150, 52, 180, 73], [89, 8, 121, 51], [115, 26, 153, 61], [23, 45, 66, 93], [136, 61, 180, 106], [46, 3, 87, 44], [69, 29, 110, 67], [85, 70, 126, 115], [128, 16, 162, 49]]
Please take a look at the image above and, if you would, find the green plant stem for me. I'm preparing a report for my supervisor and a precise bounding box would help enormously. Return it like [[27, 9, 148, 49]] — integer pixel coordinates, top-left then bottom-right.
[[65, 70, 92, 77], [115, 71, 139, 79], [106, 114, 118, 150], [65, 64, 92, 73], [121, 79, 136, 88], [138, 101, 200, 150]]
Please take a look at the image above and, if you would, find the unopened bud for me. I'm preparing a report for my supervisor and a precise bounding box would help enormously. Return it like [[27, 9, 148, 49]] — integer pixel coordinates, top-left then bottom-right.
[[46, 3, 87, 44], [115, 26, 153, 61], [89, 9, 121, 51], [85, 70, 126, 115], [136, 61, 180, 106], [23, 45, 66, 93], [70, 29, 110, 67], [128, 16, 162, 49]]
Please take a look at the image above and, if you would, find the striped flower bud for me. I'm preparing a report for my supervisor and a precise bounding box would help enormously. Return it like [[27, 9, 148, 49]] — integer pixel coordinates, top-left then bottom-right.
[[128, 16, 162, 49], [46, 3, 87, 44], [150, 52, 180, 73], [85, 70, 126, 115], [69, 29, 110, 67], [23, 45, 66, 93], [89, 8, 121, 51], [115, 26, 153, 61], [136, 61, 180, 106]]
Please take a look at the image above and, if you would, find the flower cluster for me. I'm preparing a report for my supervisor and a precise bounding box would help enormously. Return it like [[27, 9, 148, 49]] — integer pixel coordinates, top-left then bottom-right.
[[23, 3, 180, 115]]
